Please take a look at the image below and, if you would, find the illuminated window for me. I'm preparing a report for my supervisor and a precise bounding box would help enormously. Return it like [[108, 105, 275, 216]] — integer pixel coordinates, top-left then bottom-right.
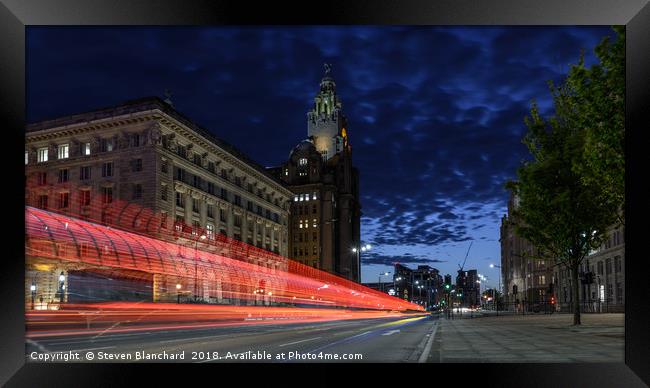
[[313, 218, 318, 228], [58, 144, 69, 159], [206, 223, 214, 239], [312, 192, 318, 200], [25, 151, 28, 165], [37, 147, 48, 163], [299, 158, 308, 166], [82, 142, 91, 155], [294, 195, 298, 202], [299, 220, 303, 229], [285, 169, 288, 176]]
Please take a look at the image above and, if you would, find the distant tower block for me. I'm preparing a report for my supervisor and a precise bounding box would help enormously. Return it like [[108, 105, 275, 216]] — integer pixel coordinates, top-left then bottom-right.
[[307, 63, 349, 161]]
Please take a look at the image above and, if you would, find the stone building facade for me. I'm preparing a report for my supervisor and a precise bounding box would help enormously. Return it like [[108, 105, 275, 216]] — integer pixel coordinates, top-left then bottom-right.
[[500, 193, 555, 309], [268, 69, 361, 282], [554, 225, 625, 313], [25, 97, 293, 305]]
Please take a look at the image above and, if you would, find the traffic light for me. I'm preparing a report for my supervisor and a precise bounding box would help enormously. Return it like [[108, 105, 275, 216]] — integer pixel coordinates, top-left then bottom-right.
[[444, 284, 450, 290], [550, 296, 556, 305]]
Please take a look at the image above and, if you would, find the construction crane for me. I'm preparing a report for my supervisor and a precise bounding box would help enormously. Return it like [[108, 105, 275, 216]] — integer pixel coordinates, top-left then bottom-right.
[[458, 241, 473, 273]]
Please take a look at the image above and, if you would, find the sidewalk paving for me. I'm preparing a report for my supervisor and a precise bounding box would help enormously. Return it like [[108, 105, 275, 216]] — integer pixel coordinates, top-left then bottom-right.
[[428, 313, 624, 363]]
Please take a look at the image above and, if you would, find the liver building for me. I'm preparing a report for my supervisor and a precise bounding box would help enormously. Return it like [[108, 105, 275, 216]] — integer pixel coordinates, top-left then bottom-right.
[[269, 64, 362, 282]]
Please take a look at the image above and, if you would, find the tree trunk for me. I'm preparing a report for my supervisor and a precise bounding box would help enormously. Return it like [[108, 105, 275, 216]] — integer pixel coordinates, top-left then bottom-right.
[[571, 263, 581, 325]]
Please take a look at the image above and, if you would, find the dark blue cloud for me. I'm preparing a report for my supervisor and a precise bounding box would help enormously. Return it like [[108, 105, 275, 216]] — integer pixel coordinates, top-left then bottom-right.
[[26, 26, 614, 282]]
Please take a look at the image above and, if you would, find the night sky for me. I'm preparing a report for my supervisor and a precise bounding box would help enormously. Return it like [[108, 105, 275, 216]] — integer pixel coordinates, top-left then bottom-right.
[[26, 26, 615, 286]]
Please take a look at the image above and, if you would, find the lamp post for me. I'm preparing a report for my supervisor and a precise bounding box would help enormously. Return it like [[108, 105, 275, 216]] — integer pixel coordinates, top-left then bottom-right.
[[394, 276, 403, 299], [352, 243, 372, 282], [194, 235, 207, 302], [412, 280, 419, 303], [490, 264, 502, 316], [176, 283, 182, 303], [378, 272, 390, 293]]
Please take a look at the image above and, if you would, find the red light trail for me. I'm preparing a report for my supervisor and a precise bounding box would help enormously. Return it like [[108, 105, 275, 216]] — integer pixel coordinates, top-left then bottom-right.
[[26, 205, 423, 335]]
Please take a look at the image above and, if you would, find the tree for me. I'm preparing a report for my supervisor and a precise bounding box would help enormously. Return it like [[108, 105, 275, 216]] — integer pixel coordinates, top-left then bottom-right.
[[507, 96, 620, 325], [506, 27, 624, 326], [564, 26, 625, 225]]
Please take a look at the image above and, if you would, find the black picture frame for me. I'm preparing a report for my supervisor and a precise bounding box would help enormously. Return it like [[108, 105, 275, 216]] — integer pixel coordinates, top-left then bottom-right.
[[1, 1, 648, 386]]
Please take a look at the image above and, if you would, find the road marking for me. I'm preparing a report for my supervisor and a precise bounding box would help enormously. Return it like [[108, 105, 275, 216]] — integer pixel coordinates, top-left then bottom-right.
[[418, 321, 439, 363], [160, 335, 228, 344], [349, 330, 372, 338], [382, 330, 400, 336], [278, 337, 322, 347]]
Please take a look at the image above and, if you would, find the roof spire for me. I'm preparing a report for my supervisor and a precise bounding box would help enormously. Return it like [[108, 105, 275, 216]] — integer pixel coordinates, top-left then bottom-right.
[[324, 63, 332, 76]]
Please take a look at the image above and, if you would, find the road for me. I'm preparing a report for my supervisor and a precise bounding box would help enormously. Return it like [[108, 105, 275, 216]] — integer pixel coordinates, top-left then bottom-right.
[[26, 314, 439, 363]]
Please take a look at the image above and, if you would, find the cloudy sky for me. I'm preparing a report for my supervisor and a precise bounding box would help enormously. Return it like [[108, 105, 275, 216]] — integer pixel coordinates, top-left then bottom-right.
[[26, 26, 615, 286]]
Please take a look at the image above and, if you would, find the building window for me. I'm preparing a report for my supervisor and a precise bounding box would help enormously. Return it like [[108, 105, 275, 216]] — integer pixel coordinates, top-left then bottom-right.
[[37, 147, 48, 163], [58, 169, 69, 183], [57, 192, 69, 208], [247, 201, 253, 211], [161, 160, 168, 174], [312, 218, 318, 228], [161, 185, 168, 201], [312, 204, 317, 214], [176, 192, 184, 208], [234, 215, 242, 227], [605, 258, 612, 275], [80, 166, 91, 180], [193, 198, 200, 213], [614, 256, 621, 273], [177, 145, 186, 158], [293, 195, 298, 202], [25, 151, 28, 165], [38, 195, 48, 209], [132, 133, 140, 147], [192, 220, 201, 236], [159, 212, 168, 229], [102, 162, 114, 177], [101, 138, 114, 152], [206, 223, 214, 239], [132, 184, 142, 199], [220, 208, 227, 222], [313, 246, 318, 255], [193, 175, 202, 188], [207, 204, 214, 218], [132, 159, 143, 172], [207, 161, 215, 173], [616, 283, 623, 304], [597, 261, 603, 275], [299, 158, 308, 166], [102, 187, 113, 204], [299, 220, 303, 229], [79, 190, 91, 206], [82, 142, 91, 155], [313, 232, 317, 241], [37, 172, 47, 186], [57, 144, 69, 159], [174, 215, 184, 231], [235, 177, 241, 187], [220, 188, 228, 201], [193, 153, 201, 165], [234, 195, 241, 207], [207, 182, 215, 195]]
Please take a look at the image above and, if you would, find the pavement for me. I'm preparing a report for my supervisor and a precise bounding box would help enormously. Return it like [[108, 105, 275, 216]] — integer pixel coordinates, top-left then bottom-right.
[[25, 313, 624, 363], [428, 313, 624, 362]]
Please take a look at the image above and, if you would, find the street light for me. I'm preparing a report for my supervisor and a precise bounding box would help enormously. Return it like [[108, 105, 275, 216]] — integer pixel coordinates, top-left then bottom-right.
[[176, 283, 182, 303], [490, 264, 502, 316], [352, 243, 373, 281], [30, 281, 36, 310], [378, 272, 391, 293], [194, 234, 207, 302]]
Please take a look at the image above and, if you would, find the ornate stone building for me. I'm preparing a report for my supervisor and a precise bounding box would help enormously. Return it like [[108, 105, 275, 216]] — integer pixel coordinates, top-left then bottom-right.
[[268, 67, 362, 282], [25, 97, 293, 304], [500, 193, 555, 309]]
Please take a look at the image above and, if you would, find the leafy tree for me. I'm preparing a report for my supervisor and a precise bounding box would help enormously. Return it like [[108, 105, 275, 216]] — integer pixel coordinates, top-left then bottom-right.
[[564, 26, 625, 225], [506, 27, 624, 326]]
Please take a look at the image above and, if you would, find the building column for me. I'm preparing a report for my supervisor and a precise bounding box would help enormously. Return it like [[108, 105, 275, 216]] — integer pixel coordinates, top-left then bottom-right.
[[226, 204, 234, 238], [184, 192, 192, 225]]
